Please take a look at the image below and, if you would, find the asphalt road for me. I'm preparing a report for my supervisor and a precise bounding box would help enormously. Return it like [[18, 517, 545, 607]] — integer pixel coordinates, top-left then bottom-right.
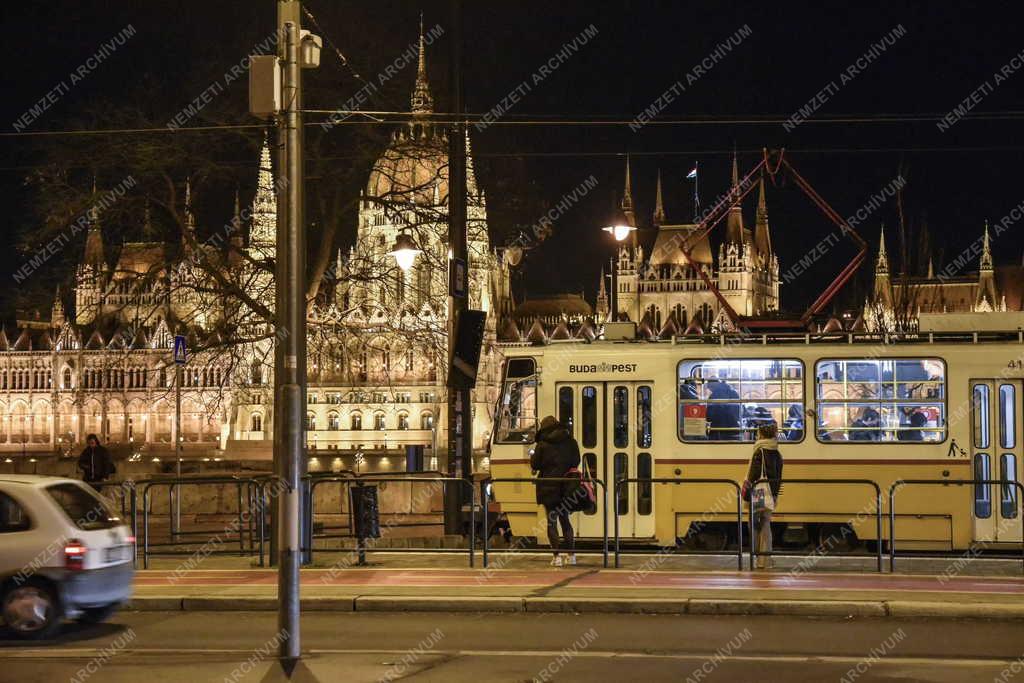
[[2, 611, 1023, 682]]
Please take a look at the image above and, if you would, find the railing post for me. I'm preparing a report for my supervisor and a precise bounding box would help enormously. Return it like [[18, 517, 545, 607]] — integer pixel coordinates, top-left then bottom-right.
[[735, 482, 744, 571], [888, 482, 900, 573], [481, 479, 489, 569], [874, 487, 883, 573], [748, 491, 756, 570], [613, 479, 621, 568], [468, 479, 475, 569], [142, 485, 150, 570], [601, 480, 608, 568]]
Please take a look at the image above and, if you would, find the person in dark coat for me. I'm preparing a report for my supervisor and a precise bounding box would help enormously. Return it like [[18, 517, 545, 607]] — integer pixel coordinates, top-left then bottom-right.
[[743, 423, 783, 569], [77, 434, 115, 491], [706, 379, 741, 440], [531, 415, 581, 566]]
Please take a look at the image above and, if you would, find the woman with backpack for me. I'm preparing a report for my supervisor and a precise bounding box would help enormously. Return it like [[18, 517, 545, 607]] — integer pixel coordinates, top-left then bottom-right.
[[531, 415, 581, 567], [743, 423, 784, 569]]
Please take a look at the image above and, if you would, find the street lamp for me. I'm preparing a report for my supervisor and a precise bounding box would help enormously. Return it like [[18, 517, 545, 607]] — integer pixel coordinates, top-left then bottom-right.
[[388, 232, 421, 272], [602, 224, 636, 242]]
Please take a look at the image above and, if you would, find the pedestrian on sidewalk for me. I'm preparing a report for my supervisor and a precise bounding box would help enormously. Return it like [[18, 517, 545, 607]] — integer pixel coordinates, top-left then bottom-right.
[[743, 423, 783, 569], [78, 433, 116, 492], [531, 415, 580, 567]]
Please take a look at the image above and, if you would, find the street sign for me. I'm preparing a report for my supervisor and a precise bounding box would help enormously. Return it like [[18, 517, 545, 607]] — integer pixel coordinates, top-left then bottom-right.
[[448, 309, 487, 389], [449, 257, 467, 299], [173, 335, 188, 365]]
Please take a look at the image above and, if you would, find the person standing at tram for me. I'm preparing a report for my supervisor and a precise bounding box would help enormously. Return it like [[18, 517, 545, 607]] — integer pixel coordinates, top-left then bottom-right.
[[707, 379, 741, 440], [531, 415, 580, 567], [743, 423, 784, 569]]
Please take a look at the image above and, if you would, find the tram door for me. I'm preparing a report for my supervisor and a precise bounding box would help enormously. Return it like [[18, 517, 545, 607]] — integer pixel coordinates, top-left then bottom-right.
[[970, 380, 1023, 543], [556, 382, 655, 539]]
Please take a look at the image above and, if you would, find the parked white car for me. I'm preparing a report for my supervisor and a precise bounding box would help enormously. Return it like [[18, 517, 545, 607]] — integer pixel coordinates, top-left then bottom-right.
[[0, 475, 134, 639]]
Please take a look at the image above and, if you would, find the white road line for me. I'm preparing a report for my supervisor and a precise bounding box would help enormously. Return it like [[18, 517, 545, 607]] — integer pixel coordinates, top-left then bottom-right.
[[0, 647, 1018, 667]]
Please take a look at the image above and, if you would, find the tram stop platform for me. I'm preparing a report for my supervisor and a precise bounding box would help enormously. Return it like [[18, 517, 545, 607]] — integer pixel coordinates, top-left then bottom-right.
[[129, 551, 1024, 620]]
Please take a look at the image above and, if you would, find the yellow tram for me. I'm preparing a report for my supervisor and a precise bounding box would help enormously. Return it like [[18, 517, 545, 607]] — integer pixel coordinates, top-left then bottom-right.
[[488, 329, 1024, 552]]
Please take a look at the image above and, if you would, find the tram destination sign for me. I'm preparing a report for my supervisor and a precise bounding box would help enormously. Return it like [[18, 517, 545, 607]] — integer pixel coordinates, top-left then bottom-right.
[[569, 362, 638, 374]]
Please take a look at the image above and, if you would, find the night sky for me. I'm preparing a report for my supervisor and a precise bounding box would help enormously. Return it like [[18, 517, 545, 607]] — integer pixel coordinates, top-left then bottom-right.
[[2, 1, 1023, 319]]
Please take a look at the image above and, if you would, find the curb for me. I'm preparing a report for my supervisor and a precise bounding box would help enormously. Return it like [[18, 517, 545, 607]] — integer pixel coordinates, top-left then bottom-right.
[[126, 595, 1024, 620]]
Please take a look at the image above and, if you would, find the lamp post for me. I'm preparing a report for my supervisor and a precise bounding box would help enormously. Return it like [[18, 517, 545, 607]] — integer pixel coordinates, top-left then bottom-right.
[[602, 217, 637, 322]]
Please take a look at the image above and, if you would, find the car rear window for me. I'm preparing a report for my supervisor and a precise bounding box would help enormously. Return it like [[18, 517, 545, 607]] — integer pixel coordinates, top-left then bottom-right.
[[0, 492, 31, 532], [45, 483, 122, 530]]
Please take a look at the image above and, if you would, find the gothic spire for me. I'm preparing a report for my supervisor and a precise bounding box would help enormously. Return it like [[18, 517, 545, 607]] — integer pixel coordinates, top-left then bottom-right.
[[251, 132, 277, 246], [184, 177, 196, 231], [410, 14, 434, 116], [726, 149, 745, 244], [653, 169, 666, 226], [980, 220, 993, 271], [82, 177, 105, 269], [465, 128, 478, 195], [621, 155, 633, 210], [876, 224, 889, 275], [754, 175, 772, 256]]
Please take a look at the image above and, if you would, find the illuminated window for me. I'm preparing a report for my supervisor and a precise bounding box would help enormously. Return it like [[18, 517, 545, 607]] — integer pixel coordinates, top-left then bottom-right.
[[495, 358, 537, 444], [251, 414, 263, 432], [815, 359, 946, 443], [679, 359, 804, 443]]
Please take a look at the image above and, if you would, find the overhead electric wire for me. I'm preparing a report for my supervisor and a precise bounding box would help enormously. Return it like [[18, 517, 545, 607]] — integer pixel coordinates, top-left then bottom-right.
[[3, 109, 1024, 139]]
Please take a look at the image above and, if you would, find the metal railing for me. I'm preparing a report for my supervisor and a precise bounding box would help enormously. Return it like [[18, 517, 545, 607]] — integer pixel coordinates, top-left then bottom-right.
[[613, 477, 744, 569], [748, 478, 884, 572], [482, 477, 608, 568], [889, 479, 1024, 574], [135, 475, 281, 569], [306, 476, 476, 568]]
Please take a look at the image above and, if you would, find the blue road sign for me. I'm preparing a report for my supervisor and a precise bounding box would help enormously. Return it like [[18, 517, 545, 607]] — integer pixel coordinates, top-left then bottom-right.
[[173, 335, 188, 365], [449, 257, 467, 299]]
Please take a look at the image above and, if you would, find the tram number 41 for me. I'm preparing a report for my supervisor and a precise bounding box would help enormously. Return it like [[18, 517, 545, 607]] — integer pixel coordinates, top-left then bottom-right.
[[1009, 359, 1024, 370]]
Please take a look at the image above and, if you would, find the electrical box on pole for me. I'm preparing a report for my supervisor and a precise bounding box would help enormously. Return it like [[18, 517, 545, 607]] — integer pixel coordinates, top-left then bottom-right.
[[248, 55, 281, 118]]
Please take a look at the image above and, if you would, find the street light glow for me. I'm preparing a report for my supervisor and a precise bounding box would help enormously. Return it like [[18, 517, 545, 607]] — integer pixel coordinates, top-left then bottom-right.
[[388, 233, 422, 272], [603, 224, 636, 242]]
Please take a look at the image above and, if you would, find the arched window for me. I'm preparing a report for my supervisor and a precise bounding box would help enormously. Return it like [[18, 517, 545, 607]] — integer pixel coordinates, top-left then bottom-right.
[[327, 412, 340, 430], [159, 367, 167, 387], [306, 412, 317, 431], [397, 413, 409, 430], [374, 412, 386, 430], [405, 350, 414, 372], [351, 412, 362, 430], [421, 411, 434, 430], [251, 413, 263, 432], [382, 346, 391, 373]]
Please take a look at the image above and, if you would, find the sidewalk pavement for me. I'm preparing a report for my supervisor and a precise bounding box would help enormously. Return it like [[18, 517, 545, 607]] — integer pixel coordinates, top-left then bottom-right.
[[128, 550, 1024, 620]]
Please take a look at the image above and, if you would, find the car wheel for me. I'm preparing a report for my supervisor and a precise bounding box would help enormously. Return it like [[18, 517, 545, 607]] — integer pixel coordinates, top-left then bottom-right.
[[77, 603, 120, 624], [2, 580, 63, 640]]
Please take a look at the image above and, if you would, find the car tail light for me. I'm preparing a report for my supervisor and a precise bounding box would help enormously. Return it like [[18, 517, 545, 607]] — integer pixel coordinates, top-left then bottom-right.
[[65, 539, 87, 571]]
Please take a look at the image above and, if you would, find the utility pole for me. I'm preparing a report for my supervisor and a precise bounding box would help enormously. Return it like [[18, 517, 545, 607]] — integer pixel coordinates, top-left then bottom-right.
[[445, 0, 472, 534], [275, 0, 306, 665]]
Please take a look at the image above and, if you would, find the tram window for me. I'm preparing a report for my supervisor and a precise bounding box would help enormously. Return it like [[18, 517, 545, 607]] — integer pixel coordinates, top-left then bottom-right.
[[613, 386, 629, 448], [815, 358, 946, 443], [582, 453, 598, 516], [637, 453, 652, 515], [495, 358, 537, 444], [1000, 385, 1015, 449], [558, 387, 574, 437], [1001, 454, 1018, 519], [975, 453, 992, 519], [614, 453, 628, 514], [637, 386, 653, 448], [974, 384, 991, 450], [678, 359, 804, 443], [581, 386, 598, 449]]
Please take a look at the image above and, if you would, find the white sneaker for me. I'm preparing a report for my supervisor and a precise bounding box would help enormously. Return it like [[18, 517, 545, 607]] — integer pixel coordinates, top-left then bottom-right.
[[566, 554, 577, 566], [550, 556, 563, 567]]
